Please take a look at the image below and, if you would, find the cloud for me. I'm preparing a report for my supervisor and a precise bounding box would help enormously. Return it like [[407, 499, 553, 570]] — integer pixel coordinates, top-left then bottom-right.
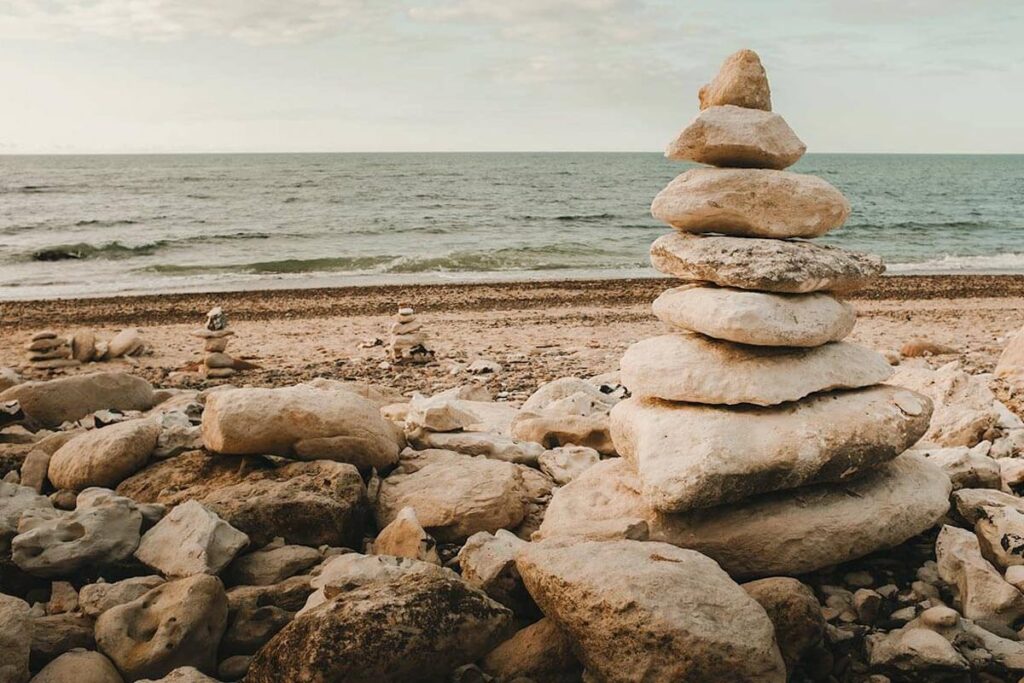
[[0, 0, 391, 44]]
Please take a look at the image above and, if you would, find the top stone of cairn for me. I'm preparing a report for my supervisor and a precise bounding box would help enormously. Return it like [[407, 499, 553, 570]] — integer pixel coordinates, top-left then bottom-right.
[[699, 49, 772, 111]]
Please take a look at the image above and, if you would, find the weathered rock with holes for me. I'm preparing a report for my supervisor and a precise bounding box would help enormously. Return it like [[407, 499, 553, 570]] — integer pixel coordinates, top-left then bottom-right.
[[652, 285, 856, 347], [975, 505, 1024, 571], [517, 539, 786, 682], [246, 573, 513, 683], [201, 385, 401, 470], [12, 491, 142, 577], [80, 576, 166, 617], [135, 500, 249, 577], [652, 169, 851, 241], [95, 575, 228, 681], [48, 419, 161, 491], [620, 333, 892, 406], [0, 372, 155, 429], [665, 106, 805, 169], [651, 232, 884, 294], [375, 449, 526, 543], [117, 451, 367, 548], [538, 454, 951, 578], [611, 386, 931, 512]]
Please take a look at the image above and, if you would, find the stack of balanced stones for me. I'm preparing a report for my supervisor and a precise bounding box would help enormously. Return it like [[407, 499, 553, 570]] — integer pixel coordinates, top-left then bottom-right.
[[539, 50, 952, 579], [389, 305, 432, 363], [24, 331, 79, 371], [192, 307, 240, 379]]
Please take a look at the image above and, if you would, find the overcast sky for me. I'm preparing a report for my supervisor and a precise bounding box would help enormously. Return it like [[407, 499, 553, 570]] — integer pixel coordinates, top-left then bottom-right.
[[1, 0, 1021, 154]]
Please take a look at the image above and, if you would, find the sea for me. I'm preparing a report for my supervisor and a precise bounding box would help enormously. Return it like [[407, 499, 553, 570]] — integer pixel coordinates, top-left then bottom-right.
[[1, 153, 1022, 301]]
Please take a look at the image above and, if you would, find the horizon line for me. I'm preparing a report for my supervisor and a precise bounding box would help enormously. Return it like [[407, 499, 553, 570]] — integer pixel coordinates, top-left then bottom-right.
[[3, 150, 1024, 157]]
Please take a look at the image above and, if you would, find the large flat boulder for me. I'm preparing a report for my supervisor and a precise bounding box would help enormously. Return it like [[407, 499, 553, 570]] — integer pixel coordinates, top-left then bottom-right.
[[665, 106, 805, 169], [652, 285, 856, 347], [538, 454, 951, 579], [201, 385, 400, 470], [653, 168, 851, 239], [611, 386, 933, 512], [48, 419, 161, 490], [117, 451, 366, 548], [651, 232, 884, 294], [246, 573, 512, 683], [620, 333, 892, 406], [699, 48, 771, 111], [516, 539, 786, 682], [0, 372, 155, 429], [375, 449, 526, 543]]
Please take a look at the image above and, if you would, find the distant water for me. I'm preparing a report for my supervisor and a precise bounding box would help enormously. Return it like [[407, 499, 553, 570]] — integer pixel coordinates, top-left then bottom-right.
[[1, 153, 1022, 300]]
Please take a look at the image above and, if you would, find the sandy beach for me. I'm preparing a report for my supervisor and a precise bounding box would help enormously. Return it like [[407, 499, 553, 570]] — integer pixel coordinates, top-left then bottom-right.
[[3, 274, 1022, 403]]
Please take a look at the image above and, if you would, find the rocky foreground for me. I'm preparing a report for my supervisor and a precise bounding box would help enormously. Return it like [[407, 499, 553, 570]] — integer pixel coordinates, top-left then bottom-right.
[[4, 49, 1024, 683]]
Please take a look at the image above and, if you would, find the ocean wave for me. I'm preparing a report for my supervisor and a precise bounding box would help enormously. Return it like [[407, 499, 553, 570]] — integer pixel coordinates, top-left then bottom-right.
[[74, 218, 141, 227], [25, 232, 280, 262], [888, 253, 1024, 274], [144, 255, 394, 275]]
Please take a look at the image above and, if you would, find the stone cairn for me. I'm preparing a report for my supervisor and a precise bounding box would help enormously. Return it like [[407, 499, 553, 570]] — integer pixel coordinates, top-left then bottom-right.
[[24, 331, 78, 372], [192, 307, 242, 379], [389, 305, 433, 363], [589, 49, 951, 577], [24, 328, 145, 373]]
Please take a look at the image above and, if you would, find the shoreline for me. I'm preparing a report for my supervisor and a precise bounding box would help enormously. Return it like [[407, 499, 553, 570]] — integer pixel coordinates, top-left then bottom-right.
[[4, 274, 1024, 329]]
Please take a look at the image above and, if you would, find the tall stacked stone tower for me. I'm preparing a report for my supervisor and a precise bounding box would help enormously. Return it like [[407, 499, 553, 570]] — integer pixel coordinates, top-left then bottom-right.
[[538, 50, 952, 579]]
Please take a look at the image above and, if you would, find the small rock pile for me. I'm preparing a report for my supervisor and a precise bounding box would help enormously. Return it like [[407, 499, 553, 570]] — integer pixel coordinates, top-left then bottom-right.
[[191, 307, 251, 380], [24, 331, 78, 372], [24, 328, 147, 373], [388, 305, 432, 363], [539, 49, 952, 579]]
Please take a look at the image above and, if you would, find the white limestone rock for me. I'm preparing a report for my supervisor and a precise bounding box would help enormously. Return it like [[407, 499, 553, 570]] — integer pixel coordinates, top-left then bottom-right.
[[201, 384, 401, 470], [653, 168, 851, 240], [612, 386, 932, 512], [375, 449, 526, 543], [652, 284, 856, 347], [915, 443, 1001, 490], [135, 500, 249, 577], [935, 524, 1024, 637], [620, 333, 892, 406], [650, 232, 885, 294], [538, 454, 951, 578], [538, 446, 601, 485], [48, 418, 161, 490]]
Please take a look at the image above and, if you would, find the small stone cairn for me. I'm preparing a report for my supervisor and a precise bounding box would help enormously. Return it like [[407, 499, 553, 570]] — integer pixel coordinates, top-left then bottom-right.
[[24, 331, 78, 371], [604, 49, 950, 573], [192, 307, 242, 379], [388, 305, 432, 363]]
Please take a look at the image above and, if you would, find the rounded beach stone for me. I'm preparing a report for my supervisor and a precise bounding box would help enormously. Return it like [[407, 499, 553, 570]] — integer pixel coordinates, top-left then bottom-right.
[[699, 48, 771, 110], [620, 333, 893, 406], [610, 385, 933, 512], [515, 539, 787, 682], [48, 419, 161, 490], [650, 232, 884, 293], [651, 168, 850, 238], [666, 106, 805, 169], [652, 284, 856, 347]]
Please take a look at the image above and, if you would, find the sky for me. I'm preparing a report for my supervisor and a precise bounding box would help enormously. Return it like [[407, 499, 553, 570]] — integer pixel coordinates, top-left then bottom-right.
[[1, 0, 1022, 154]]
